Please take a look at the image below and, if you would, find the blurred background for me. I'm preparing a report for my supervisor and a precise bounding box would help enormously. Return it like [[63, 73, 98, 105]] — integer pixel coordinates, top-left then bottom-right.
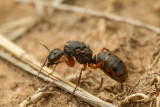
[[0, 0, 160, 106]]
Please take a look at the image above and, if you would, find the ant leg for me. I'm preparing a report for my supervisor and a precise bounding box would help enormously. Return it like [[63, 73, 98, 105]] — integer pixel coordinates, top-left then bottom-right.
[[71, 64, 87, 96], [49, 58, 67, 75], [48, 64, 58, 75], [101, 48, 111, 53], [88, 55, 103, 69], [64, 55, 75, 67], [95, 77, 104, 90], [94, 60, 104, 69], [53, 60, 67, 64], [49, 59, 67, 75], [99, 77, 104, 89]]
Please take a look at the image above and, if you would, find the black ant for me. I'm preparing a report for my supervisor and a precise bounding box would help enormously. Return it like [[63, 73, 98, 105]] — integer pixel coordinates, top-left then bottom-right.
[[39, 41, 128, 95]]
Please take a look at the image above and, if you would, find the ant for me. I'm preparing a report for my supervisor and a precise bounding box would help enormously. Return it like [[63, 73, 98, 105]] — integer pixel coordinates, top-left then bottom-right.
[[39, 41, 128, 95]]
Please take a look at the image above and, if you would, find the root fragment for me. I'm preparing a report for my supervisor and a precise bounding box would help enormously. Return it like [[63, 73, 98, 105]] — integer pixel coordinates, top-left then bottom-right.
[[120, 93, 150, 105]]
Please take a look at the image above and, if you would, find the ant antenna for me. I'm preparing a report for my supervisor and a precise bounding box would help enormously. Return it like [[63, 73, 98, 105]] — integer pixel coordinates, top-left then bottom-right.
[[39, 43, 50, 53], [38, 43, 51, 75], [38, 55, 48, 76], [29, 38, 51, 53]]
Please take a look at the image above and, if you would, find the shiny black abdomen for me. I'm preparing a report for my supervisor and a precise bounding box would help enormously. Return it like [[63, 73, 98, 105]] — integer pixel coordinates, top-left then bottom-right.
[[97, 52, 128, 83]]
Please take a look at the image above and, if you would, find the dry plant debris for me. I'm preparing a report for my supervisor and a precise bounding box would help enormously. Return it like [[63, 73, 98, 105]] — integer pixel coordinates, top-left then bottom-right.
[[18, 83, 54, 107], [0, 0, 160, 106], [15, 0, 160, 33]]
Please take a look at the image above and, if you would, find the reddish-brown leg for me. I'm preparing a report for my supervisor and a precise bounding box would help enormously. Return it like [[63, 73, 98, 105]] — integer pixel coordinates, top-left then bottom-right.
[[64, 55, 75, 67], [101, 48, 111, 53], [71, 64, 87, 95], [94, 60, 104, 69]]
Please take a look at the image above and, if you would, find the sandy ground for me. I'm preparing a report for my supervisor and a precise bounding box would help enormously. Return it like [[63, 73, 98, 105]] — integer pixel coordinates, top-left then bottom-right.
[[0, 0, 160, 107]]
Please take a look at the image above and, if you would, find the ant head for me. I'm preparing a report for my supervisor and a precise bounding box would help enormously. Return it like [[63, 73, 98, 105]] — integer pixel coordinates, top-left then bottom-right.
[[47, 48, 64, 67], [39, 43, 63, 75]]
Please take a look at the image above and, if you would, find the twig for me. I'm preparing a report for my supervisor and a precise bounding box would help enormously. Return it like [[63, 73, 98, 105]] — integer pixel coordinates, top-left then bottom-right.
[[120, 93, 150, 104], [98, 77, 104, 89], [147, 49, 160, 70], [112, 85, 127, 100], [7, 27, 28, 41], [156, 94, 160, 107], [155, 74, 160, 83], [65, 69, 88, 81], [7, 21, 36, 41], [33, 0, 45, 18], [18, 83, 53, 107], [155, 83, 159, 97], [0, 17, 35, 33], [0, 34, 117, 107], [15, 0, 160, 33], [127, 80, 140, 95]]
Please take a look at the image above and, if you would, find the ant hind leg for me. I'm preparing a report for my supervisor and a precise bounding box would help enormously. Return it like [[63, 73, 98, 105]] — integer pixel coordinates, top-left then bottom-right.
[[94, 60, 104, 69], [101, 48, 111, 53]]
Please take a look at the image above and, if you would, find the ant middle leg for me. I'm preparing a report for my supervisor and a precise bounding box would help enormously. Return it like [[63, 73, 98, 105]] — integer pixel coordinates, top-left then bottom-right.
[[71, 64, 87, 96]]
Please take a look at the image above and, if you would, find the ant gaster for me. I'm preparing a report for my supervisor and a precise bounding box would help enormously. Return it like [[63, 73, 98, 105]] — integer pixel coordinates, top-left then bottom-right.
[[94, 48, 128, 83], [39, 41, 128, 95]]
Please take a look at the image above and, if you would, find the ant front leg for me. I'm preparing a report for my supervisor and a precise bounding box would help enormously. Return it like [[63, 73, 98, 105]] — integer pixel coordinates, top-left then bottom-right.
[[49, 57, 67, 75], [64, 55, 75, 67], [49, 64, 58, 75], [71, 64, 87, 96]]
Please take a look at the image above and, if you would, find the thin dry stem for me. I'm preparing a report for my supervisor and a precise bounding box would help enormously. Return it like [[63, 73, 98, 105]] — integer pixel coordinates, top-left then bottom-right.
[[155, 74, 160, 83], [148, 49, 160, 70], [156, 94, 160, 107], [34, 0, 45, 18], [0, 34, 117, 107], [127, 80, 140, 95], [15, 0, 160, 33], [0, 17, 35, 33], [155, 83, 159, 97], [121, 93, 150, 104], [112, 85, 127, 100], [18, 83, 53, 107], [65, 69, 88, 81], [7, 20, 36, 41], [7, 27, 28, 41]]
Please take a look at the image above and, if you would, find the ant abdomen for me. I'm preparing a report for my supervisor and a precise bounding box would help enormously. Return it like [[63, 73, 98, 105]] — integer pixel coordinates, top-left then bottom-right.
[[97, 52, 128, 83]]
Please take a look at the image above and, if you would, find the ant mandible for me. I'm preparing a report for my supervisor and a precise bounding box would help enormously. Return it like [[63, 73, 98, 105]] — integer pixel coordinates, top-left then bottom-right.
[[39, 41, 128, 95]]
